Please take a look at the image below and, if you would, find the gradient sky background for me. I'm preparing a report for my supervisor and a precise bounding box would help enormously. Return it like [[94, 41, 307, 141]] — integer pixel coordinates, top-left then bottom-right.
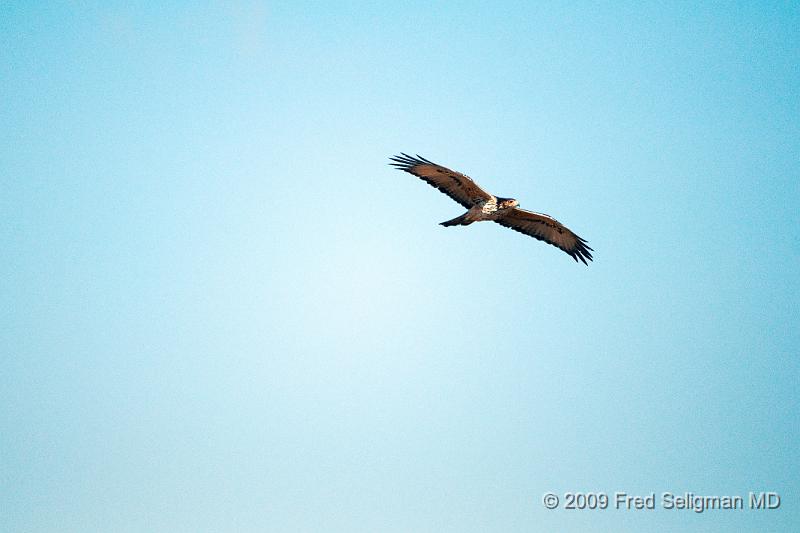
[[2, 2, 798, 532]]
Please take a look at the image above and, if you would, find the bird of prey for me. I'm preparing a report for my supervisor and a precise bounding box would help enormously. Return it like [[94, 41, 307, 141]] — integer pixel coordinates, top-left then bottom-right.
[[389, 153, 593, 264]]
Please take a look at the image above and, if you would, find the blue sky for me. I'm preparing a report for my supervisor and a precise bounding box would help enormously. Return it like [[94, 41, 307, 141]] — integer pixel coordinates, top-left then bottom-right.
[[2, 2, 798, 531]]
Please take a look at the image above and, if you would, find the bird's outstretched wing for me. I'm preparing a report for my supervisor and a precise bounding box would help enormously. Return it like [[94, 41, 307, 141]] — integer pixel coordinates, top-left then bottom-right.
[[495, 208, 594, 264], [389, 153, 494, 209]]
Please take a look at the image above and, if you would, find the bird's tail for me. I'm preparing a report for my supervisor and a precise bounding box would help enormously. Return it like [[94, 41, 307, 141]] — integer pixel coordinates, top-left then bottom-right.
[[440, 213, 473, 227]]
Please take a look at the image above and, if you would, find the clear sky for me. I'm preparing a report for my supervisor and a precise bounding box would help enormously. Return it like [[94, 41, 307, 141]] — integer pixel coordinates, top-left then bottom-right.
[[2, 2, 798, 532]]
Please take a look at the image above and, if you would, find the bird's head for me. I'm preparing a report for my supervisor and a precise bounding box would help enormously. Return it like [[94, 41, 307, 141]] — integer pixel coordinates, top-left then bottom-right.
[[498, 198, 519, 209]]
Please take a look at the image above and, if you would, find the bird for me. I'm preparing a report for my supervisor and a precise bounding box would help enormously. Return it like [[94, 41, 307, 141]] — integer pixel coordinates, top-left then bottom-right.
[[389, 153, 593, 264]]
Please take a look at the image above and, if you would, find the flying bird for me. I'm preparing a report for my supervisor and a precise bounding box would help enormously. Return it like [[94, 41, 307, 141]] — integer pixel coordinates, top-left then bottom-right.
[[389, 153, 593, 264]]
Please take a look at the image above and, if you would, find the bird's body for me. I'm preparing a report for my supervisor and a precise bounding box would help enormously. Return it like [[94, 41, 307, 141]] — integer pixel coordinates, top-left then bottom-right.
[[389, 153, 593, 264], [440, 196, 517, 226]]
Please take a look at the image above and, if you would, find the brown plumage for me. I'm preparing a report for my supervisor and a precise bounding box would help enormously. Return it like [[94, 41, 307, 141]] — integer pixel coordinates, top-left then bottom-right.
[[389, 153, 593, 265]]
